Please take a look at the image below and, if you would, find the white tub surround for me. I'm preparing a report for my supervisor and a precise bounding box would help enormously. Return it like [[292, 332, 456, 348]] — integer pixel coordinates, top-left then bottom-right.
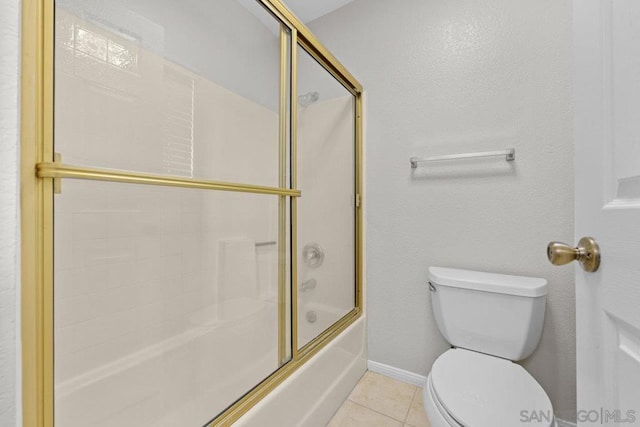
[[235, 317, 366, 427]]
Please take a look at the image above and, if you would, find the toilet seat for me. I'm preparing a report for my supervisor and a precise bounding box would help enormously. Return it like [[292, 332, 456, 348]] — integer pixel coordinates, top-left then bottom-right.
[[425, 374, 463, 427], [429, 349, 554, 427]]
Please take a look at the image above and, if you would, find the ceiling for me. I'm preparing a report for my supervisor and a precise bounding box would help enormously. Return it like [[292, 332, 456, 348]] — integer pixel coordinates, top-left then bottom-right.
[[236, 0, 354, 31], [280, 0, 355, 23]]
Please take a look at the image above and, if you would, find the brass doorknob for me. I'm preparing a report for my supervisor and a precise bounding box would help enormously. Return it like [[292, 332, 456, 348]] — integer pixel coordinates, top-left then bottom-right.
[[547, 237, 600, 272]]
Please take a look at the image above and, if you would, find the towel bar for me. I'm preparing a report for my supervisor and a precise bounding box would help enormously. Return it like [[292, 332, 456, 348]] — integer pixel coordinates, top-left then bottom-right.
[[410, 148, 515, 169]]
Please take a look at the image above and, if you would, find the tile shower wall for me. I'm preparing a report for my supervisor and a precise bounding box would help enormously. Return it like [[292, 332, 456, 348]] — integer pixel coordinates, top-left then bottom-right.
[[297, 95, 356, 345], [53, 8, 279, 387], [54, 183, 205, 382]]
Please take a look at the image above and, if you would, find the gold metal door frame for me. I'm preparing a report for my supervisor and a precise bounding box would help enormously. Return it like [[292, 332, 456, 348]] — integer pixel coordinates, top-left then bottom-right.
[[277, 23, 290, 366], [20, 0, 363, 426], [21, 0, 54, 425]]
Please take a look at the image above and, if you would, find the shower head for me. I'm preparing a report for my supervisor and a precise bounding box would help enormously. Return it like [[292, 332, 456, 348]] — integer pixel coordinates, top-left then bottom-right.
[[298, 91, 319, 107]]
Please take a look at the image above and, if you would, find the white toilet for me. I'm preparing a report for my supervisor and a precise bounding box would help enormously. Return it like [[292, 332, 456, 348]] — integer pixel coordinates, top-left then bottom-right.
[[423, 267, 555, 427]]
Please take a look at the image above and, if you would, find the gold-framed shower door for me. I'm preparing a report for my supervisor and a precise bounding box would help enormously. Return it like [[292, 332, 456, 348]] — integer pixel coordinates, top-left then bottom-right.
[[20, 0, 364, 426]]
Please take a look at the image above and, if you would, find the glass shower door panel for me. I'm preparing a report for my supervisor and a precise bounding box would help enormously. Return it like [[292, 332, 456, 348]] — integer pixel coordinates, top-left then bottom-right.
[[296, 47, 356, 349], [54, 0, 288, 187], [53, 180, 287, 426]]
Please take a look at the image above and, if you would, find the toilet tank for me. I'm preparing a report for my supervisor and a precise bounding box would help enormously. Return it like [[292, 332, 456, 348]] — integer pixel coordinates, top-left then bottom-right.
[[428, 267, 547, 361]]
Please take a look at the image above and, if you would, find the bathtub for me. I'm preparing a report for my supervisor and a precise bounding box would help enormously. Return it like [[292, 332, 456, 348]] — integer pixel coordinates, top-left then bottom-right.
[[236, 316, 367, 427], [55, 299, 366, 427], [55, 297, 280, 427]]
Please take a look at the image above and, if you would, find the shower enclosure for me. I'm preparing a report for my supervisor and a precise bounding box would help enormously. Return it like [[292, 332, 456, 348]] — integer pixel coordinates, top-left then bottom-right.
[[20, 0, 362, 426]]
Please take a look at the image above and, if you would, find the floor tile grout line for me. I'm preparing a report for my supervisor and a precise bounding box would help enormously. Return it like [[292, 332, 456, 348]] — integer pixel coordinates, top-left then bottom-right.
[[342, 371, 422, 425], [404, 386, 419, 423], [346, 398, 408, 424]]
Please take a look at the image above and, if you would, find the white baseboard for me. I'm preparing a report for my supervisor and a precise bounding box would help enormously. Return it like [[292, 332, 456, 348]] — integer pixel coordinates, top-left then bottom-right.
[[367, 360, 427, 387]]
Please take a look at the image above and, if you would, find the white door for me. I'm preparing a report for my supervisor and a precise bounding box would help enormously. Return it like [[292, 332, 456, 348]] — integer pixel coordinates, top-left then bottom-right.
[[573, 0, 640, 424]]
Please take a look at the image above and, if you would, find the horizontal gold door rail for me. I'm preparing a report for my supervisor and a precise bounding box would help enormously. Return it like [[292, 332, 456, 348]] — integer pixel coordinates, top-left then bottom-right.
[[36, 162, 301, 197]]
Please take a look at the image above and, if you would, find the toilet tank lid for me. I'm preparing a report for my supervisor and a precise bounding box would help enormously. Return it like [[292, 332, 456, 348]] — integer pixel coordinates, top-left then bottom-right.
[[428, 267, 548, 297]]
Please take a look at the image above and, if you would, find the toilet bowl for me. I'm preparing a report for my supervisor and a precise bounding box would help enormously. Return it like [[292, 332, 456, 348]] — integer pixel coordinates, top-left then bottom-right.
[[424, 267, 556, 427]]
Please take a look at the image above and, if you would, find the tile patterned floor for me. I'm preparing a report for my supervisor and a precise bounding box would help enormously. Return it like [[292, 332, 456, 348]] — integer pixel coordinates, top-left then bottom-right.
[[328, 371, 431, 427]]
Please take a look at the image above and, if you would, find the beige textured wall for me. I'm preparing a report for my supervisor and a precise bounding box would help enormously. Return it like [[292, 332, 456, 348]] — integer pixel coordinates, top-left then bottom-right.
[[308, 0, 576, 420], [0, 0, 21, 425]]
